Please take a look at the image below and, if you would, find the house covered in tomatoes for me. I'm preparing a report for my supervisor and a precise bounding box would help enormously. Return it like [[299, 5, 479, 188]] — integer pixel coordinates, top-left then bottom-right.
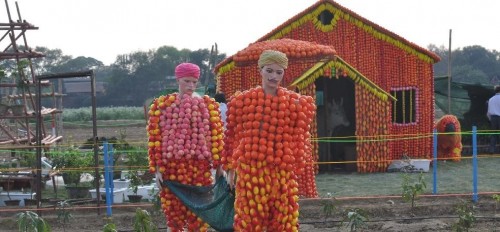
[[215, 0, 440, 173]]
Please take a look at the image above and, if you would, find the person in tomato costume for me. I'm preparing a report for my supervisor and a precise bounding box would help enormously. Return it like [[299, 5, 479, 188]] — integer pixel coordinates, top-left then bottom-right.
[[147, 63, 224, 232], [222, 50, 316, 231]]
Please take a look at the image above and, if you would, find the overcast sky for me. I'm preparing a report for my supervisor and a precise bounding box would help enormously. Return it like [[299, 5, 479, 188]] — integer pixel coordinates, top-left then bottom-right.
[[5, 0, 500, 65]]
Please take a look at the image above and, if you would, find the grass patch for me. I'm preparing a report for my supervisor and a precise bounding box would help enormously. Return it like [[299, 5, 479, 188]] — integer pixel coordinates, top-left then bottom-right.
[[36, 156, 500, 200], [62, 120, 145, 129], [63, 107, 145, 121], [316, 156, 500, 197]]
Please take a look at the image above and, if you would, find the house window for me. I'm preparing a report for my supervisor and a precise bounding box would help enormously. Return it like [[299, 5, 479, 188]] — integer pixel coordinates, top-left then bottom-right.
[[318, 10, 334, 25], [391, 88, 416, 124]]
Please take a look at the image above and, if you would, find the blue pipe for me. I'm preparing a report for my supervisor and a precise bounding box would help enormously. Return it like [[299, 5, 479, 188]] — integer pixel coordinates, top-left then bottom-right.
[[103, 142, 112, 216], [109, 144, 114, 204], [433, 129, 437, 194], [472, 126, 478, 202]]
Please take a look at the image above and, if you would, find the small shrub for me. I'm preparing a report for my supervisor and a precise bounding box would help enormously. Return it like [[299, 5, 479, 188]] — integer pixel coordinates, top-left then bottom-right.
[[342, 208, 368, 232], [321, 192, 337, 220], [56, 200, 73, 232], [452, 200, 475, 232], [133, 208, 158, 232], [493, 194, 500, 214], [48, 145, 93, 187], [15, 211, 51, 232], [148, 188, 162, 216], [103, 218, 117, 232], [401, 172, 426, 208]]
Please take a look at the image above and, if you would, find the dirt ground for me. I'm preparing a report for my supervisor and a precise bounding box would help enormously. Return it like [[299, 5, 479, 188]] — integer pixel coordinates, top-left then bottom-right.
[[60, 120, 148, 145], [0, 195, 499, 231], [1, 122, 498, 231]]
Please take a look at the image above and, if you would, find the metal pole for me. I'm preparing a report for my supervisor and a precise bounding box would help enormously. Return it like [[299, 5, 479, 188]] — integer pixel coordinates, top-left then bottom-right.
[[103, 142, 112, 217], [447, 29, 452, 113], [472, 126, 478, 202], [432, 128, 437, 194], [90, 70, 100, 215]]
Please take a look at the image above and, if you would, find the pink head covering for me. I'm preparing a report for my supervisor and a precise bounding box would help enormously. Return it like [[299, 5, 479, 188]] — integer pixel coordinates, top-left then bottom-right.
[[175, 63, 200, 79]]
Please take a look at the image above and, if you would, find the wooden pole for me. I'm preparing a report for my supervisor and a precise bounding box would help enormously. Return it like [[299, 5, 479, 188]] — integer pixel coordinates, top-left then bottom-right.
[[447, 29, 452, 113]]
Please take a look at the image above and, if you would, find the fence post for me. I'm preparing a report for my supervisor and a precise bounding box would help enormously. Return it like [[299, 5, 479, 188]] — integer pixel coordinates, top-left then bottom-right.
[[109, 144, 114, 203], [103, 142, 112, 216], [472, 126, 478, 202], [433, 128, 438, 194]]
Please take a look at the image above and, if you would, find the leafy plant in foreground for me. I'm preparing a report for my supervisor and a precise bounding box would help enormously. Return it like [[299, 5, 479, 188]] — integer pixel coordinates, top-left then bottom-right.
[[133, 208, 158, 232], [148, 188, 162, 216], [492, 194, 500, 215], [56, 200, 73, 232], [321, 192, 337, 221], [342, 208, 368, 232], [15, 211, 51, 232], [102, 218, 117, 232], [401, 172, 426, 208], [452, 200, 475, 232]]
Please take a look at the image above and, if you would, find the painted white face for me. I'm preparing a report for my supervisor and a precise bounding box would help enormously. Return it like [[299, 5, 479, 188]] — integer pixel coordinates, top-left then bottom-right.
[[260, 63, 285, 91], [177, 76, 198, 96]]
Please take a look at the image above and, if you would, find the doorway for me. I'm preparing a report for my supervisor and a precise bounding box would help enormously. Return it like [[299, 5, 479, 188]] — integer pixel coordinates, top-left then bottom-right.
[[315, 76, 356, 172]]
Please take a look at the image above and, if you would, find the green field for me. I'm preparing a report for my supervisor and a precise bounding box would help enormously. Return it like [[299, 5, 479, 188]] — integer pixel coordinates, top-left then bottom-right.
[[315, 155, 500, 198], [38, 155, 500, 201]]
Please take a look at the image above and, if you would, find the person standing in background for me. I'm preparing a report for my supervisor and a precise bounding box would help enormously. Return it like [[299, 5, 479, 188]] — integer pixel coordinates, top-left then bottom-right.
[[487, 85, 500, 154], [214, 92, 228, 130]]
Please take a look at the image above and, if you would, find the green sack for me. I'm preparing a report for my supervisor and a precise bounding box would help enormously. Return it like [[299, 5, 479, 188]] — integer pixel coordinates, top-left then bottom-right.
[[163, 176, 235, 232]]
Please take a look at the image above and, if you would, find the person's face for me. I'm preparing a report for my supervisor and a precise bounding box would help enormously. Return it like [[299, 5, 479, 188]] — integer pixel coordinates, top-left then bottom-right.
[[260, 63, 285, 91], [177, 76, 198, 96]]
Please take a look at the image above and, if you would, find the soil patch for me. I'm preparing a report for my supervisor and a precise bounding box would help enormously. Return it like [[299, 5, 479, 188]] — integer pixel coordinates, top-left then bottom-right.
[[0, 195, 498, 231]]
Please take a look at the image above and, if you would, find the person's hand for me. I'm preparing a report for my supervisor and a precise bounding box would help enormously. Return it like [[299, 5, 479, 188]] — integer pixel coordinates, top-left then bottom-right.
[[155, 169, 164, 188], [227, 169, 235, 190], [215, 165, 225, 179]]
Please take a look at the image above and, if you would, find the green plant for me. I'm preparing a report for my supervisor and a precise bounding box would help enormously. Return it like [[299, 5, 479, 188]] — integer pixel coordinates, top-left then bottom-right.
[[148, 188, 162, 216], [125, 145, 150, 195], [49, 145, 93, 187], [133, 208, 158, 232], [56, 200, 73, 232], [127, 170, 143, 195], [15, 211, 51, 232], [342, 208, 368, 232], [493, 194, 500, 214], [11, 59, 29, 82], [102, 218, 117, 232], [62, 107, 145, 122], [452, 200, 476, 232], [321, 192, 337, 221], [401, 172, 426, 208]]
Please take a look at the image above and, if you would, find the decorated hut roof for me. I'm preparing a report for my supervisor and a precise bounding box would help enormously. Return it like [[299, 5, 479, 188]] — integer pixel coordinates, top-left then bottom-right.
[[216, 38, 395, 102], [255, 0, 440, 63], [233, 38, 336, 63], [215, 38, 336, 73], [215, 38, 335, 74], [214, 0, 440, 79]]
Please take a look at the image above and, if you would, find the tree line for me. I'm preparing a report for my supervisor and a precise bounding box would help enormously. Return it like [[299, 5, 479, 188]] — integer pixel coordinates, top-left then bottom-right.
[[1, 44, 499, 108], [1, 45, 226, 108], [430, 44, 500, 85]]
